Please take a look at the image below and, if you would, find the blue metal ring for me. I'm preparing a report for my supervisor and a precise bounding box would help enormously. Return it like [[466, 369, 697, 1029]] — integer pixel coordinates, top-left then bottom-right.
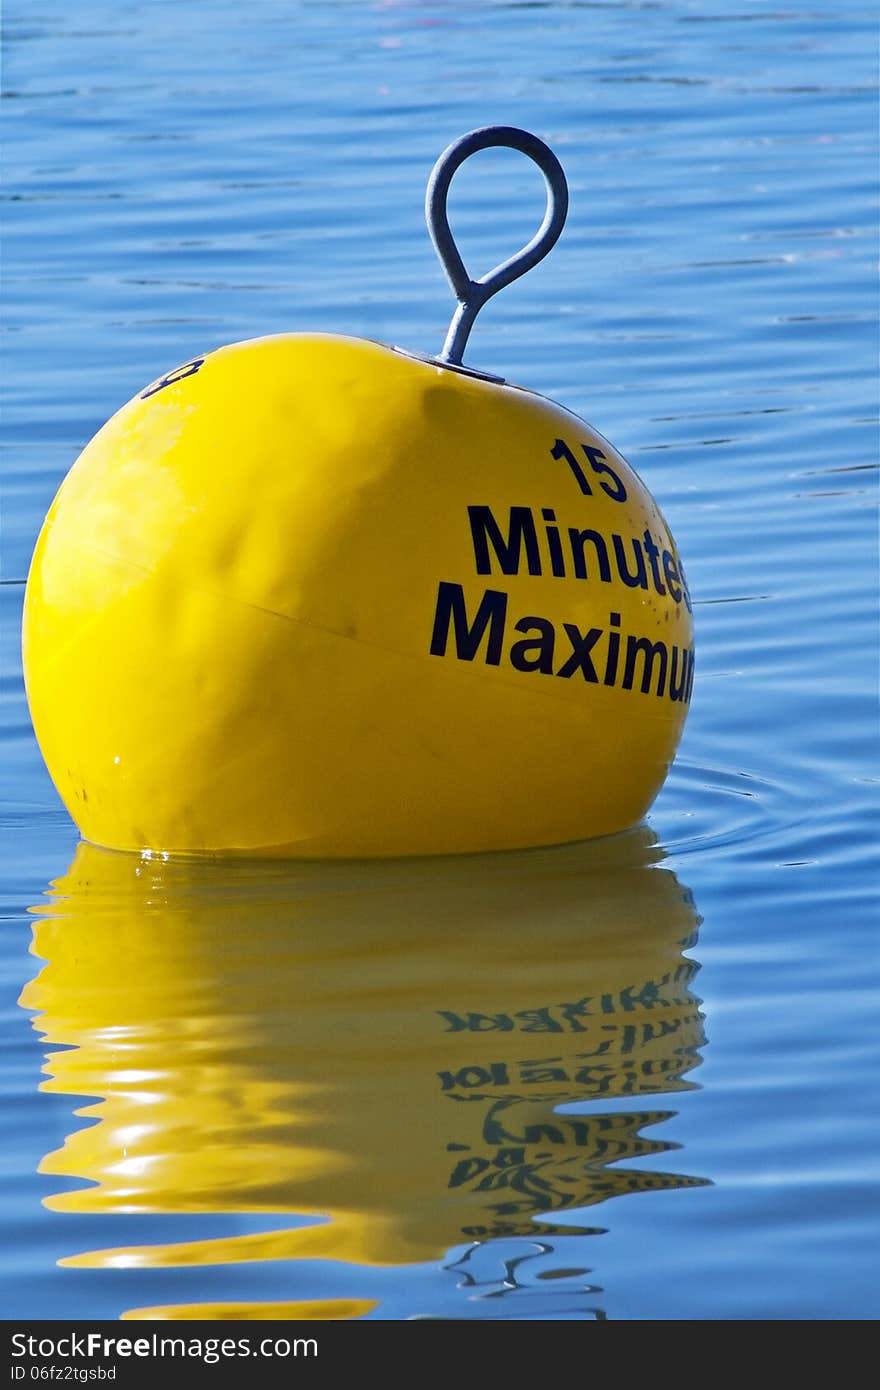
[[425, 125, 569, 368]]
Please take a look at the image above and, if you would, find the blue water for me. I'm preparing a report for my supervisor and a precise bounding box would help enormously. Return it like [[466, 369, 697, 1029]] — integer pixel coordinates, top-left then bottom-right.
[[2, 0, 878, 1321]]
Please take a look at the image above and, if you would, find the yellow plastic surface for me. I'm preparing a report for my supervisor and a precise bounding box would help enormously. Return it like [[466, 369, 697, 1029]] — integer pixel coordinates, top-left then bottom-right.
[[23, 333, 693, 856]]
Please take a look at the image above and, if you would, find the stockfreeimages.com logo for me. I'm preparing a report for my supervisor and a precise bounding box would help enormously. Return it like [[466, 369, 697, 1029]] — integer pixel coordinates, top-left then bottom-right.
[[11, 1333, 316, 1368]]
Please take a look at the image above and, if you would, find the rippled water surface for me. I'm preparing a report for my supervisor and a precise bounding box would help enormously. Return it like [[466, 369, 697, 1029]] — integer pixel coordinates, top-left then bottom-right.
[[2, 0, 878, 1320]]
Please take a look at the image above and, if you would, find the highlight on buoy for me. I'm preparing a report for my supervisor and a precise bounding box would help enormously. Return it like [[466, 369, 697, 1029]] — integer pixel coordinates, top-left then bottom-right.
[[22, 125, 693, 859]]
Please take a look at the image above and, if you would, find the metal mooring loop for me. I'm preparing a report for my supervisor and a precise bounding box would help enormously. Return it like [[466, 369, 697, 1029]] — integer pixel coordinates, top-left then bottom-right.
[[425, 125, 569, 369]]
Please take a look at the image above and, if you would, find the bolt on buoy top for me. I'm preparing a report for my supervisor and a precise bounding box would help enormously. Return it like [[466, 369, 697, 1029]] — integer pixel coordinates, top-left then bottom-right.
[[425, 125, 569, 373]]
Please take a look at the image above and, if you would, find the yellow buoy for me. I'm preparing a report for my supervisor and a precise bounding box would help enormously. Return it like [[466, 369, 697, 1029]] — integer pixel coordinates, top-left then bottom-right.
[[22, 127, 693, 858]]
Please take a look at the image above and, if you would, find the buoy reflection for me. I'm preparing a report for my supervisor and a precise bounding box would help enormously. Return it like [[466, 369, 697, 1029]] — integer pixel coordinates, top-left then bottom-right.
[[21, 830, 707, 1319]]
